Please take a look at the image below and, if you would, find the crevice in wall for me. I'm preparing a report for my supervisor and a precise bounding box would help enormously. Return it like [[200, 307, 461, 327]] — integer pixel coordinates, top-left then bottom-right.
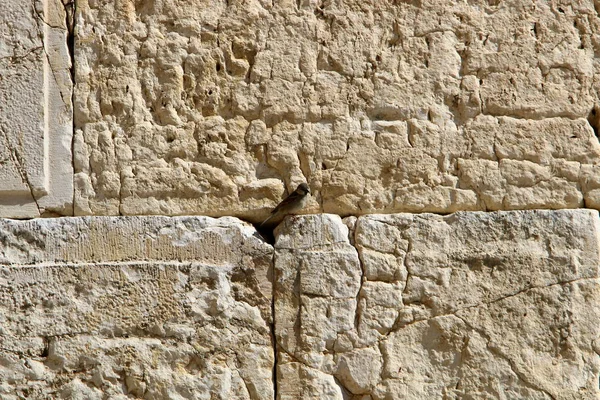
[[63, 1, 75, 84], [270, 249, 279, 399], [353, 228, 365, 333], [333, 376, 353, 398], [270, 292, 278, 399], [63, 0, 76, 217], [587, 105, 600, 140]]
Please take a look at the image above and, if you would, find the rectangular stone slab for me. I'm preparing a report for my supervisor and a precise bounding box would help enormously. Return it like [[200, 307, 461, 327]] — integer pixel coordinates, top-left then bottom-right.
[[0, 216, 274, 400], [274, 210, 600, 399], [72, 0, 600, 218], [0, 0, 73, 218]]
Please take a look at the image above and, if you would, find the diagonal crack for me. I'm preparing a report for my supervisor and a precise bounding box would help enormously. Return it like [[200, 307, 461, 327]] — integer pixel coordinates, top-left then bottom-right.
[[455, 313, 558, 400], [385, 276, 598, 335], [0, 130, 42, 215], [31, 0, 70, 108]]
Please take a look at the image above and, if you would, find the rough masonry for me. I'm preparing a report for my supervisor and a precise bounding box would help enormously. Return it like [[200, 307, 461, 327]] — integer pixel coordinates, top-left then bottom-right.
[[0, 217, 274, 399], [1, 210, 598, 399], [72, 0, 600, 220], [275, 210, 600, 399]]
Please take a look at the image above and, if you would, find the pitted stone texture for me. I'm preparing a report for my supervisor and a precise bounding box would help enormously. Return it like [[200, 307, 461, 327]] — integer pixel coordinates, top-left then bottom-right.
[[0, 217, 274, 400], [0, 0, 73, 218], [74, 0, 600, 218], [274, 211, 600, 399]]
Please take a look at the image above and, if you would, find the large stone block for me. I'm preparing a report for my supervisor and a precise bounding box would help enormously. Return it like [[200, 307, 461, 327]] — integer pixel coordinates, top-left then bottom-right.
[[0, 216, 274, 399], [274, 211, 600, 399], [0, 0, 73, 218], [74, 0, 600, 218]]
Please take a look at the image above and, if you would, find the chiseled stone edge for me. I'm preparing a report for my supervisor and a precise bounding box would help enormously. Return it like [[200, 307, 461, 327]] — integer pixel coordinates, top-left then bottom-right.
[[0, 215, 264, 265]]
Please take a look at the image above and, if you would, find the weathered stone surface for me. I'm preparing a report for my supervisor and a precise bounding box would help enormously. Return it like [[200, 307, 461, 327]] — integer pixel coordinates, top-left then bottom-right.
[[74, 0, 600, 218], [274, 211, 600, 399], [0, 216, 274, 399], [0, 0, 73, 218]]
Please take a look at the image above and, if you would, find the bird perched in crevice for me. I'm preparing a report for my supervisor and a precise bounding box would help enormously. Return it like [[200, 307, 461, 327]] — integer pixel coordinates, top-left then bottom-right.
[[260, 183, 310, 227]]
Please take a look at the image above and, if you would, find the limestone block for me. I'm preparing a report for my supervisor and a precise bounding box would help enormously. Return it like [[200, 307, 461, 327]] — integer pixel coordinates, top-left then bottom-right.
[[74, 0, 600, 218], [458, 116, 599, 210], [274, 211, 600, 399], [0, 0, 73, 218], [0, 216, 274, 399]]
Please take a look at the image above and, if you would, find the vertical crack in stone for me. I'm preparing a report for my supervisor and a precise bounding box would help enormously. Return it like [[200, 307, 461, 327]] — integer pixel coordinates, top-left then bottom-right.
[[477, 78, 485, 115], [293, 259, 303, 364], [353, 224, 365, 333], [271, 287, 278, 399], [270, 249, 278, 399], [63, 0, 76, 216], [118, 170, 124, 216], [63, 0, 74, 83], [41, 336, 50, 358], [587, 105, 600, 140], [400, 233, 412, 304]]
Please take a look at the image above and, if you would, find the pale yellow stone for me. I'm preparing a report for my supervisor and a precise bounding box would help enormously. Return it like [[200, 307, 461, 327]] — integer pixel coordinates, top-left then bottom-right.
[[0, 216, 273, 400], [0, 0, 73, 218], [274, 210, 600, 399], [72, 0, 600, 218]]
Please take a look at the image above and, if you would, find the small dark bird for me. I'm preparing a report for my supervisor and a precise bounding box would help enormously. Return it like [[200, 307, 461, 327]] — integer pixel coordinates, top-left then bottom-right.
[[260, 183, 310, 227]]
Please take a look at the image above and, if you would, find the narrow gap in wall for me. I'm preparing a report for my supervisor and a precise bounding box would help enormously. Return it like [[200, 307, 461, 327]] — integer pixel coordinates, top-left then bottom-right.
[[270, 249, 278, 399], [256, 225, 276, 245], [64, 0, 76, 214], [587, 106, 600, 140], [271, 294, 278, 399], [64, 1, 75, 83]]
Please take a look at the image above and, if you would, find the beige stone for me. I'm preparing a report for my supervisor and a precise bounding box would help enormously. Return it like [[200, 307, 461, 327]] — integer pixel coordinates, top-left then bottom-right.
[[0, 0, 73, 218], [274, 211, 600, 399], [0, 216, 273, 399], [73, 0, 600, 219], [2, 0, 600, 398], [2, 211, 599, 399]]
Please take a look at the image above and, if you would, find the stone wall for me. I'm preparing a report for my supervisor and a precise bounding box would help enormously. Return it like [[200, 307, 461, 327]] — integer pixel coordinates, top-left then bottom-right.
[[1, 0, 600, 399], [71, 0, 600, 219], [0, 217, 274, 399], [0, 211, 598, 398], [275, 211, 600, 399]]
